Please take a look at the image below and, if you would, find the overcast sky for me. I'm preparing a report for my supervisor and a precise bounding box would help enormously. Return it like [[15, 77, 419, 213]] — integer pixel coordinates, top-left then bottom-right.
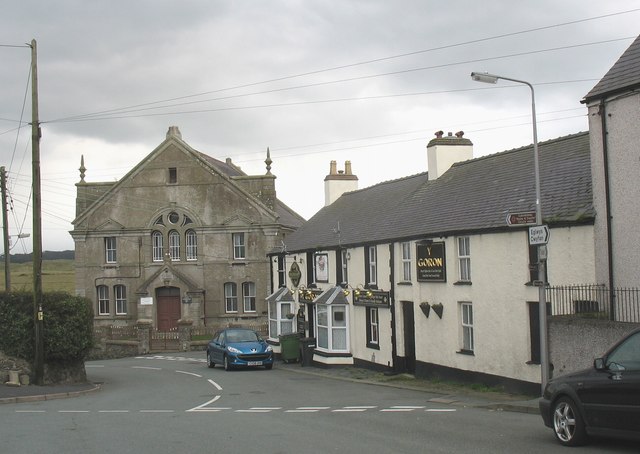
[[1, 1, 639, 253]]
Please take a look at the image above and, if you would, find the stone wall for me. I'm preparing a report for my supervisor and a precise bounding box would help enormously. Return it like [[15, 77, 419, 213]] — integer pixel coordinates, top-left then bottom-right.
[[548, 317, 640, 378]]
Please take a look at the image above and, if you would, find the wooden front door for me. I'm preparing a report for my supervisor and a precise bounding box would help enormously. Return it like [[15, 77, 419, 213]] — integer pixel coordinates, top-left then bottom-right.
[[157, 288, 181, 331], [402, 301, 416, 374]]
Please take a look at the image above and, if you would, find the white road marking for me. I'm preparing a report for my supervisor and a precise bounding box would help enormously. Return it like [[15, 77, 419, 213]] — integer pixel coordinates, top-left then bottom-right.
[[176, 370, 202, 378], [85, 365, 104, 368], [16, 410, 46, 413], [286, 409, 319, 413], [426, 408, 457, 412], [332, 408, 368, 412], [186, 395, 222, 412], [296, 406, 331, 410], [381, 408, 415, 412], [236, 409, 272, 413], [98, 410, 130, 413], [59, 410, 90, 413], [208, 379, 223, 391], [140, 410, 174, 413], [132, 366, 161, 371]]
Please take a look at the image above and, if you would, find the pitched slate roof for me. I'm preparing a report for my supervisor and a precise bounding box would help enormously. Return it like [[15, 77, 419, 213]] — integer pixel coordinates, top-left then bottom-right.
[[283, 132, 593, 252], [583, 35, 640, 102]]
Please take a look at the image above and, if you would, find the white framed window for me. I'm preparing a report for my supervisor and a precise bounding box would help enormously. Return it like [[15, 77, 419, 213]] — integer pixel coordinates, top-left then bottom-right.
[[105, 237, 117, 263], [186, 229, 197, 261], [242, 282, 256, 312], [316, 304, 348, 352], [224, 282, 238, 313], [152, 231, 164, 262], [368, 245, 377, 286], [233, 233, 245, 260], [341, 249, 349, 284], [115, 285, 127, 315], [169, 230, 180, 261], [367, 307, 379, 347], [401, 241, 411, 281], [268, 301, 294, 337], [461, 302, 474, 352], [457, 236, 471, 282], [97, 285, 109, 315]]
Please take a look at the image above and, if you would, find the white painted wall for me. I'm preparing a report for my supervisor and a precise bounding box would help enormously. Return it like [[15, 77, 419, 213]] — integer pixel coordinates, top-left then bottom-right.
[[587, 93, 640, 288], [394, 226, 595, 384]]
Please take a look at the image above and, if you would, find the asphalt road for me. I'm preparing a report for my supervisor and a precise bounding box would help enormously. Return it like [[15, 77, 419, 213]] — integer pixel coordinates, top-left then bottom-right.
[[1, 353, 638, 454]]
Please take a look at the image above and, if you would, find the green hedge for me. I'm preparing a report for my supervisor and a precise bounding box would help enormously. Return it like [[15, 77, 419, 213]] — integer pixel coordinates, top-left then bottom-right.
[[0, 291, 94, 362]]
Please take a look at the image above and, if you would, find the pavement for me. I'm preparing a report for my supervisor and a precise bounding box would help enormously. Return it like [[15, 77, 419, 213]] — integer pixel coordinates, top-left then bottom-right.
[[0, 358, 541, 415]]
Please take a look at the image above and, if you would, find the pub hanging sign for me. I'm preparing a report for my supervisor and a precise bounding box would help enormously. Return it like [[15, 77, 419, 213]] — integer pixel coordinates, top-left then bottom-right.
[[416, 241, 447, 282]]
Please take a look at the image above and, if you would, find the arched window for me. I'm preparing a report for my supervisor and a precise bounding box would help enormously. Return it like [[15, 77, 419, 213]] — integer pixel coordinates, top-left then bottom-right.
[[152, 231, 164, 262], [224, 282, 238, 313], [97, 285, 109, 315], [186, 229, 197, 261], [169, 230, 180, 261]]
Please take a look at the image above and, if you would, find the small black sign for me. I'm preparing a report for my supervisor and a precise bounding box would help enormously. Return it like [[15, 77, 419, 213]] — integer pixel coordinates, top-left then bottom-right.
[[353, 290, 390, 307], [416, 242, 446, 282]]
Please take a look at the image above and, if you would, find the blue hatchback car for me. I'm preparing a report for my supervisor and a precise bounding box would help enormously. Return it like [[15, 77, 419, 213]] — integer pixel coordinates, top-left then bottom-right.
[[206, 328, 274, 371]]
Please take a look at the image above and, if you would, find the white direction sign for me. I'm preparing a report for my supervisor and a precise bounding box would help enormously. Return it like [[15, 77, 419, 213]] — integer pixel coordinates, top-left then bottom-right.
[[529, 225, 550, 245]]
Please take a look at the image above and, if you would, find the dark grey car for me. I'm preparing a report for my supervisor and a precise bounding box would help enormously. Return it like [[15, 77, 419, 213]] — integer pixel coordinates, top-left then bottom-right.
[[539, 328, 640, 446]]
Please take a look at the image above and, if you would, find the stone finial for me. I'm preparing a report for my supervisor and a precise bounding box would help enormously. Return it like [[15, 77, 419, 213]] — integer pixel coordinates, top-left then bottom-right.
[[166, 126, 182, 139], [265, 148, 272, 175], [79, 155, 86, 183]]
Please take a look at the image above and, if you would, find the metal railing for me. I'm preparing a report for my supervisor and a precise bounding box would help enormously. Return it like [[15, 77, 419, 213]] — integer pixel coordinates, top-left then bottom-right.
[[547, 284, 640, 323]]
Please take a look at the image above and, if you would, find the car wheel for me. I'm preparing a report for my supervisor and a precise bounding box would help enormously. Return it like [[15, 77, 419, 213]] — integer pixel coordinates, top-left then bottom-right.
[[265, 363, 273, 370], [207, 351, 215, 368], [224, 355, 231, 371], [552, 397, 587, 446]]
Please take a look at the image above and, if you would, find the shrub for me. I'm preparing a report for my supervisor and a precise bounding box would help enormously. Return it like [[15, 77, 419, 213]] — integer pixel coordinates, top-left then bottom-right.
[[0, 291, 94, 362]]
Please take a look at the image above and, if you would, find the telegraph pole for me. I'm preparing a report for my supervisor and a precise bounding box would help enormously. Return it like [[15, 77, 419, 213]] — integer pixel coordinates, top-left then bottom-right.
[[1, 166, 10, 291], [30, 38, 44, 385]]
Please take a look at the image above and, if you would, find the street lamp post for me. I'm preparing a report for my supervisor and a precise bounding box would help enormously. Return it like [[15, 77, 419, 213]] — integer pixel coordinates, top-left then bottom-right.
[[470, 72, 549, 393]]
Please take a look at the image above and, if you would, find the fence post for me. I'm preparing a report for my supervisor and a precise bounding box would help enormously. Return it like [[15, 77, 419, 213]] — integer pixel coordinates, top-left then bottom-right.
[[136, 320, 152, 354], [177, 319, 193, 352]]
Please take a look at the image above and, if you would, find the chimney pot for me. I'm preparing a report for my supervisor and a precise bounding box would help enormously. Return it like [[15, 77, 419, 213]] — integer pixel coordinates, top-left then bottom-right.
[[455, 131, 464, 138], [435, 130, 444, 139]]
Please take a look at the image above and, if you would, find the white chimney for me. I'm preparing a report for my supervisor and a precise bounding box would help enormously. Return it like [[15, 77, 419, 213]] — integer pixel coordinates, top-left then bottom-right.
[[324, 160, 358, 206], [427, 130, 473, 180]]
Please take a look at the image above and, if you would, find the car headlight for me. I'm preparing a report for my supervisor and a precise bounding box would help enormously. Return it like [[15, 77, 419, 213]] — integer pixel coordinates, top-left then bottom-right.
[[227, 346, 241, 354], [266, 345, 273, 352]]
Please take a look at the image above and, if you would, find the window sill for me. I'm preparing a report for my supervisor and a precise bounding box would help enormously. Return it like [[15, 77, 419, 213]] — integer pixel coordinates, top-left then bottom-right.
[[526, 360, 541, 365], [453, 281, 472, 286], [456, 349, 474, 356], [366, 342, 380, 350], [397, 281, 413, 286]]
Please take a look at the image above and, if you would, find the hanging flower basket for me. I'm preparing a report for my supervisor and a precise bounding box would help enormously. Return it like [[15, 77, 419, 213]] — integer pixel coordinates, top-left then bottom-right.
[[419, 302, 431, 318], [432, 303, 444, 319]]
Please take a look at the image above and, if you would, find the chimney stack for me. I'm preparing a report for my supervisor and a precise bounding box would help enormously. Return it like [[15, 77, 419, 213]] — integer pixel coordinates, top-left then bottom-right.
[[426, 130, 473, 180], [324, 160, 358, 206]]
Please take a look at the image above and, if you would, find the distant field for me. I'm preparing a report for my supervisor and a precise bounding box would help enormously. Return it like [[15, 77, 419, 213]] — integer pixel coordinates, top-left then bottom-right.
[[0, 259, 74, 293]]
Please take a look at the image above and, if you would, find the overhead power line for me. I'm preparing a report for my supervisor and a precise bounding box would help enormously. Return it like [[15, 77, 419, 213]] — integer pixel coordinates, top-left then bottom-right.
[[43, 8, 640, 123]]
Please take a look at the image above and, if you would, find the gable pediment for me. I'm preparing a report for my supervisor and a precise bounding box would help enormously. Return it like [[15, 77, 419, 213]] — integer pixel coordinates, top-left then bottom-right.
[[96, 219, 126, 231], [221, 214, 255, 226]]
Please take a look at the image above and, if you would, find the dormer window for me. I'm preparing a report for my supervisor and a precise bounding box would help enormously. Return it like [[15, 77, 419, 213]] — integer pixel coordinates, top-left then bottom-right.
[[169, 167, 177, 184]]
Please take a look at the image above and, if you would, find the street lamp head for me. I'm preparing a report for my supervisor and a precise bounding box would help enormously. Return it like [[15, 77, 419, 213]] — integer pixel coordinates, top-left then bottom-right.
[[470, 72, 499, 84]]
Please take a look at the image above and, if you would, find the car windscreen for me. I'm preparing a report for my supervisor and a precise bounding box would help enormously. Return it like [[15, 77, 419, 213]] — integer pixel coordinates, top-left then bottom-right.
[[226, 330, 259, 342]]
